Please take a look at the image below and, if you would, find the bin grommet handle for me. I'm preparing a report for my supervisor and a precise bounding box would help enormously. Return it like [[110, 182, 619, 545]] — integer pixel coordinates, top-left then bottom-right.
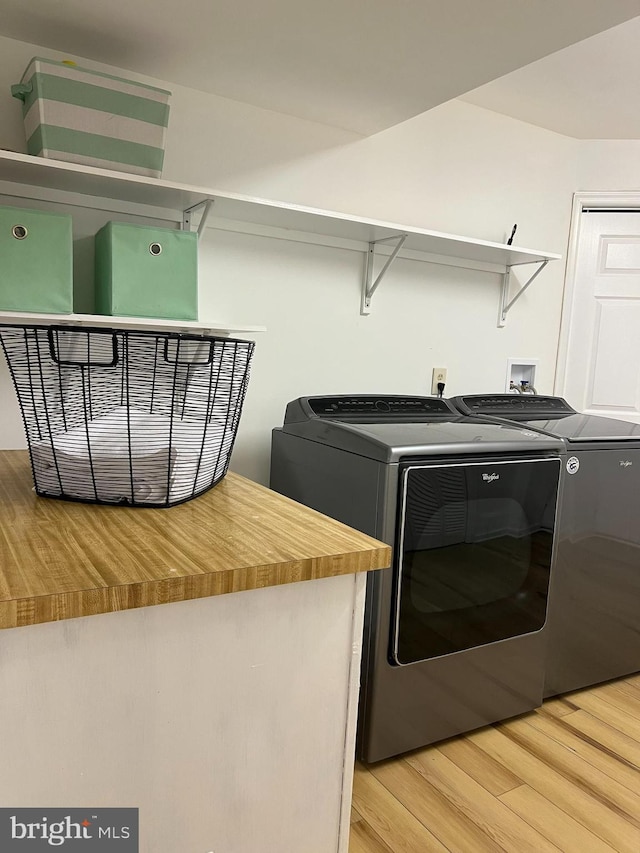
[[149, 242, 162, 256], [12, 225, 28, 240]]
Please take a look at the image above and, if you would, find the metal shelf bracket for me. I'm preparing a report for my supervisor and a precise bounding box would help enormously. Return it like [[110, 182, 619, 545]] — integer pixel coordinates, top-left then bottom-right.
[[182, 198, 215, 238], [361, 233, 408, 315], [498, 259, 549, 327]]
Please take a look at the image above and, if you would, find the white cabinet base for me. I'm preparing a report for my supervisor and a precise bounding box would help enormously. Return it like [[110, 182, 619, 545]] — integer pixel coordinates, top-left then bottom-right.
[[0, 573, 366, 853]]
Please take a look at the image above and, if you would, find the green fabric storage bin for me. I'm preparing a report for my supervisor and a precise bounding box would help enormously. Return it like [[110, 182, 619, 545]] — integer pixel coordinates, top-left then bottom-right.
[[95, 221, 198, 320], [0, 205, 73, 313], [11, 57, 171, 178]]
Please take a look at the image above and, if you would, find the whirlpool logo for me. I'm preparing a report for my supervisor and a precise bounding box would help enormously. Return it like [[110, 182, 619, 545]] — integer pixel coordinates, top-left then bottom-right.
[[482, 473, 500, 483], [0, 809, 138, 850], [620, 460, 633, 467]]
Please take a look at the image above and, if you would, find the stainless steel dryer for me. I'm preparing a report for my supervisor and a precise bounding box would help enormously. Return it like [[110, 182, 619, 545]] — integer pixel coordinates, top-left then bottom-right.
[[451, 394, 640, 697], [270, 395, 563, 762]]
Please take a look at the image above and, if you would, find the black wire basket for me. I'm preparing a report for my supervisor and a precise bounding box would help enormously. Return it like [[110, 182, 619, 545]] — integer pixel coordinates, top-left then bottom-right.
[[0, 324, 255, 507]]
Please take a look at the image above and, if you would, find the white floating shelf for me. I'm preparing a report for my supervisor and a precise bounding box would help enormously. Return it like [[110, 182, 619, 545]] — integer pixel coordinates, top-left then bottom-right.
[[0, 150, 562, 324], [0, 311, 265, 336], [0, 150, 210, 213], [0, 150, 560, 268]]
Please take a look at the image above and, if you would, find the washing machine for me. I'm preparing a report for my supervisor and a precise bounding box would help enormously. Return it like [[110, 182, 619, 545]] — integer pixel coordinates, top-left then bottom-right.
[[270, 395, 563, 762], [450, 394, 640, 697]]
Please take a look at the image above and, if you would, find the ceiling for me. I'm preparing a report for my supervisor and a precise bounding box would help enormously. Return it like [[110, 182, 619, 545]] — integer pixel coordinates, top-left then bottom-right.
[[461, 16, 640, 139], [0, 0, 639, 137]]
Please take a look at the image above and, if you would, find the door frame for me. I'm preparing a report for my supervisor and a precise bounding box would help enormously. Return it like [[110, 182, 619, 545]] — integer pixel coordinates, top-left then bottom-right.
[[554, 191, 640, 396]]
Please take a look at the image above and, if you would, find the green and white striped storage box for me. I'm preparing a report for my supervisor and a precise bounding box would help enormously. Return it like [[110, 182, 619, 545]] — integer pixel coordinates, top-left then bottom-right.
[[11, 57, 171, 178]]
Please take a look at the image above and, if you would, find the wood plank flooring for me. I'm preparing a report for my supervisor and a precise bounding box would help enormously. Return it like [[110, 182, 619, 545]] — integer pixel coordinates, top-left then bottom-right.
[[350, 674, 640, 852]]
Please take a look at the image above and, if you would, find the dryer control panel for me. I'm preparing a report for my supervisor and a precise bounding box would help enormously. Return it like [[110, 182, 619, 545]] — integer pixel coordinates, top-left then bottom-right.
[[284, 395, 455, 423]]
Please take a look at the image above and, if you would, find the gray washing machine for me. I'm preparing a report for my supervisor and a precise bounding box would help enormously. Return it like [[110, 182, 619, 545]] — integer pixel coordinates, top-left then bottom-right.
[[451, 394, 640, 697], [270, 395, 563, 762]]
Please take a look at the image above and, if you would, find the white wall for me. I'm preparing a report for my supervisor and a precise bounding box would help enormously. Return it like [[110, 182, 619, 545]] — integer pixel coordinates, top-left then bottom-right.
[[577, 140, 640, 190], [0, 34, 616, 486]]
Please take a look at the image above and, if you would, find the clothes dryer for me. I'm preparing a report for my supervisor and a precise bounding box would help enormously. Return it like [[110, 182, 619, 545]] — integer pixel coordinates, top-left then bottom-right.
[[270, 395, 563, 761]]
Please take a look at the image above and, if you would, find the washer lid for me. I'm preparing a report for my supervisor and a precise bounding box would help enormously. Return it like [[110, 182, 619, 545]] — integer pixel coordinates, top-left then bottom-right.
[[451, 394, 640, 443], [522, 414, 640, 442]]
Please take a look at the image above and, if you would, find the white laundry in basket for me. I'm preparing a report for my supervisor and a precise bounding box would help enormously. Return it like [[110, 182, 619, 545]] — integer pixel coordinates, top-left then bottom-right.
[[30, 406, 228, 503], [31, 407, 176, 503]]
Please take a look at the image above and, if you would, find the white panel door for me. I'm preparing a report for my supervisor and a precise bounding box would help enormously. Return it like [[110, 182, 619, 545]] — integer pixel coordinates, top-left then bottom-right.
[[560, 211, 640, 422]]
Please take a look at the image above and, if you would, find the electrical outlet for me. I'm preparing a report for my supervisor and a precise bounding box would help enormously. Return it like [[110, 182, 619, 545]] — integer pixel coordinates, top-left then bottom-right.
[[431, 367, 447, 395]]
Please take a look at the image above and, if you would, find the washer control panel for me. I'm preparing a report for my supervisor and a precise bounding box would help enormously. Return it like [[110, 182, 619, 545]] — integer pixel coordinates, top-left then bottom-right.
[[454, 394, 575, 417]]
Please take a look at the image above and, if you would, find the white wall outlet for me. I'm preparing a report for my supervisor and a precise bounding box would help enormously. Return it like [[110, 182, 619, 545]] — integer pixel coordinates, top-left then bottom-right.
[[431, 367, 447, 395]]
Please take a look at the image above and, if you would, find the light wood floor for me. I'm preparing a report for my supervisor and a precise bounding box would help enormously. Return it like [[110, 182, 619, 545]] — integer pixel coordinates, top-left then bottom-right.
[[349, 673, 640, 852]]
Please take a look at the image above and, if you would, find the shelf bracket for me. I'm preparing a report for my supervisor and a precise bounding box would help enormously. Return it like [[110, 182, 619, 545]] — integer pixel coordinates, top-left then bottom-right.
[[498, 259, 549, 327], [182, 198, 215, 238], [361, 233, 408, 315]]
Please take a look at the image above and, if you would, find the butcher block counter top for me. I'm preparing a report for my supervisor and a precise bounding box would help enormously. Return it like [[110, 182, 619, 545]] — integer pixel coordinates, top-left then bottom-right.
[[0, 451, 391, 630]]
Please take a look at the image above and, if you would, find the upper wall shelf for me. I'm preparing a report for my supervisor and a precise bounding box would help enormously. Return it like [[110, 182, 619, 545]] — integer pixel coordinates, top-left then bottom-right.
[[0, 151, 562, 325]]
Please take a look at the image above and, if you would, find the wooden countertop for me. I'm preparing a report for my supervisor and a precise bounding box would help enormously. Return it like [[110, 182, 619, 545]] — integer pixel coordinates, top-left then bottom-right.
[[0, 451, 391, 630]]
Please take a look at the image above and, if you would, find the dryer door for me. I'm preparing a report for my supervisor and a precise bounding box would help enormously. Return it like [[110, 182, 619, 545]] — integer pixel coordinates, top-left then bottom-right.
[[392, 457, 560, 666]]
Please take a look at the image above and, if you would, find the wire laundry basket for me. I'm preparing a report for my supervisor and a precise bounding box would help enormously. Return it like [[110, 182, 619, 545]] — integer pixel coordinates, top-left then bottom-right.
[[0, 324, 255, 507]]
